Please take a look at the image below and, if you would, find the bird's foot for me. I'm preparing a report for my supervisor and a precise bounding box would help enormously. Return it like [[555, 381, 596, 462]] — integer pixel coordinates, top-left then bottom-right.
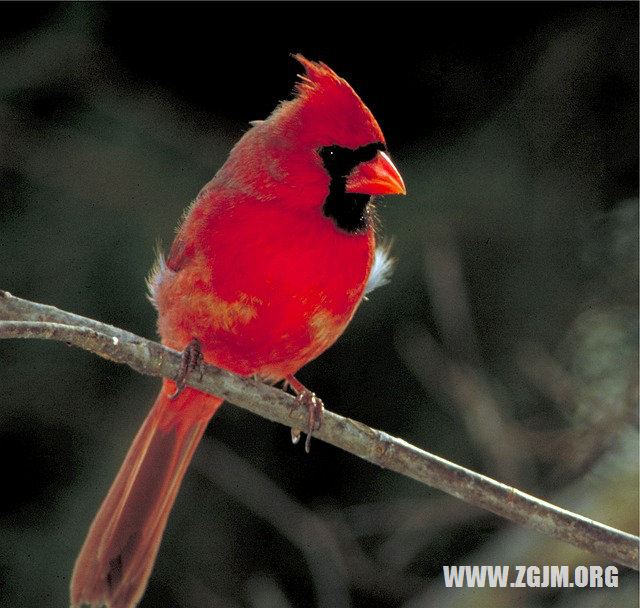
[[285, 375, 324, 453], [170, 338, 204, 399]]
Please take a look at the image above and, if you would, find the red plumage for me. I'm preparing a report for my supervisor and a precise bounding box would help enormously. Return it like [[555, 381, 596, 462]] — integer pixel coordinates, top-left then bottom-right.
[[71, 55, 405, 608]]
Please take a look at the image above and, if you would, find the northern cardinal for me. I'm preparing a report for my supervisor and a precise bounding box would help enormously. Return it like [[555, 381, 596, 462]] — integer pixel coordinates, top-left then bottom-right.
[[70, 55, 405, 608]]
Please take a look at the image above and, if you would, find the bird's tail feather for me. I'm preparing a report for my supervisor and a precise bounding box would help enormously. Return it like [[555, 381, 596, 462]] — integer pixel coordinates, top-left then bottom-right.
[[70, 382, 221, 608]]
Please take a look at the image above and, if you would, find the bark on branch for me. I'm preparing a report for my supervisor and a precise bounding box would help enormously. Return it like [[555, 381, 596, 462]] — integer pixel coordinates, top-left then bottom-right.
[[1, 289, 638, 570]]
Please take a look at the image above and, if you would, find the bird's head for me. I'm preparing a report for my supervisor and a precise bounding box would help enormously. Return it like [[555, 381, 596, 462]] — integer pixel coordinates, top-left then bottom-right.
[[224, 55, 405, 234]]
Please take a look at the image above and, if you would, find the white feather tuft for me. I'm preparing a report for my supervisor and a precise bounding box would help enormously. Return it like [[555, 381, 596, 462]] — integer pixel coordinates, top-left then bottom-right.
[[146, 245, 167, 310], [364, 243, 395, 296]]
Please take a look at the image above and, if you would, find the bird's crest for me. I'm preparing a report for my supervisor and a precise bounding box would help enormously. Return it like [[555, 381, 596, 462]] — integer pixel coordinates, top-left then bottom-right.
[[292, 54, 346, 97], [273, 54, 385, 149]]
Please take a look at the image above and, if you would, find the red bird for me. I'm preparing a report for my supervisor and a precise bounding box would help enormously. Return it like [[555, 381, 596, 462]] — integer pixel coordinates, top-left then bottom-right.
[[70, 55, 405, 608]]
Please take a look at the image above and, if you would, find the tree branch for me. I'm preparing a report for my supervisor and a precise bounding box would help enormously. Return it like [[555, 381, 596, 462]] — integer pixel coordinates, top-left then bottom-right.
[[1, 289, 638, 570]]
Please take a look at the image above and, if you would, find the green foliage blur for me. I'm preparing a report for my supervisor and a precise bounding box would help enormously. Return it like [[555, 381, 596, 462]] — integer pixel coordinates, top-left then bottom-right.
[[0, 3, 637, 607]]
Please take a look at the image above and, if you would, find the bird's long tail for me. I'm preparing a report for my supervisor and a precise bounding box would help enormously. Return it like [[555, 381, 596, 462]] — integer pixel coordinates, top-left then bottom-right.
[[70, 381, 222, 608]]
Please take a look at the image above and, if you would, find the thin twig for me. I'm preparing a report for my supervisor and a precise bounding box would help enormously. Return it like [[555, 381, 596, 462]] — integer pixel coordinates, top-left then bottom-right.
[[1, 290, 638, 570]]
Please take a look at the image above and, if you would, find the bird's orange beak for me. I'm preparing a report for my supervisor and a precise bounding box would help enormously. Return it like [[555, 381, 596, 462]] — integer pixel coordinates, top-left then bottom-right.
[[345, 150, 406, 196]]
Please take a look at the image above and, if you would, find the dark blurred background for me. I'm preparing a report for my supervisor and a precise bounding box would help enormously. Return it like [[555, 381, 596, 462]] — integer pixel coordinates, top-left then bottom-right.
[[0, 2, 638, 607]]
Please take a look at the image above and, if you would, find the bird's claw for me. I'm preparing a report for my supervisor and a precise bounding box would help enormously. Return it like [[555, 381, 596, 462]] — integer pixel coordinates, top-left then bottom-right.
[[170, 338, 204, 399], [286, 376, 324, 453]]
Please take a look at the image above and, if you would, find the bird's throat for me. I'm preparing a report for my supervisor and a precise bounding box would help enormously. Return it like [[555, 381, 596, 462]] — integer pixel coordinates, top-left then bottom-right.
[[322, 186, 373, 234]]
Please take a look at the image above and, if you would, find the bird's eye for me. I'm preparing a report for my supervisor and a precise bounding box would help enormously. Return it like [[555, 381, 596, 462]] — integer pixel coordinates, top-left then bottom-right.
[[320, 146, 338, 161]]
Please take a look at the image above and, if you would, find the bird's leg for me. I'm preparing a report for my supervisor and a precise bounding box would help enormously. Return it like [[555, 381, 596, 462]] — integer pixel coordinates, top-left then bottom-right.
[[285, 375, 324, 453], [170, 338, 204, 399]]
